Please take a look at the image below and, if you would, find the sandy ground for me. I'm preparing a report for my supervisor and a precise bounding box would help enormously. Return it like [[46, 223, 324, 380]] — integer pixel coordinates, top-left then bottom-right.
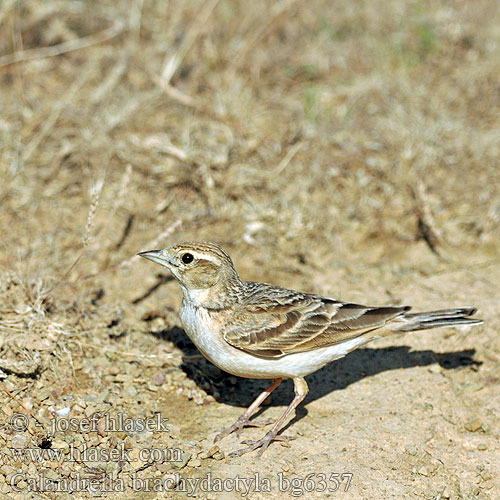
[[0, 0, 499, 499]]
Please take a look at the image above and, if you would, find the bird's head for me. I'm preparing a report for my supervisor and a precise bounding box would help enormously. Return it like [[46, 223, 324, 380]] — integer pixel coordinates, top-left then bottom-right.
[[138, 241, 241, 307]]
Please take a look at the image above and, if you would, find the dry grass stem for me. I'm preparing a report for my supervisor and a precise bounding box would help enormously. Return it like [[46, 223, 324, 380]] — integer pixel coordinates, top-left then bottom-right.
[[0, 19, 124, 69], [160, 0, 220, 84], [274, 141, 305, 176], [83, 178, 105, 248]]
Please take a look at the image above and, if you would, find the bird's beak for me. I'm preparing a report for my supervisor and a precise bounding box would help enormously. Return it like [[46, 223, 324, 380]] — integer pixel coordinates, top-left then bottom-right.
[[137, 249, 171, 267]]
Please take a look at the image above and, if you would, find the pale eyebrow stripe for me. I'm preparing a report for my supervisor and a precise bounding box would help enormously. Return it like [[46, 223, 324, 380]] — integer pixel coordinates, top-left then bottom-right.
[[193, 251, 219, 263], [174, 242, 233, 264]]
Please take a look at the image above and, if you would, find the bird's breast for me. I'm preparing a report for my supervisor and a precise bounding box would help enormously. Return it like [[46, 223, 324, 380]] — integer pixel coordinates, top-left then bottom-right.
[[179, 301, 232, 365], [178, 301, 275, 378]]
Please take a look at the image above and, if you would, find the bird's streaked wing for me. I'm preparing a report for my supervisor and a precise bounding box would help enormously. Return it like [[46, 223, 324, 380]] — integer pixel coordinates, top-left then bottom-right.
[[222, 282, 410, 358]]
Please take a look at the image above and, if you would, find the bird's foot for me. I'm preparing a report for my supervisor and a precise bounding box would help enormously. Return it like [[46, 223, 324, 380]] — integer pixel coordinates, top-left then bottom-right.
[[214, 415, 273, 443], [228, 430, 295, 457]]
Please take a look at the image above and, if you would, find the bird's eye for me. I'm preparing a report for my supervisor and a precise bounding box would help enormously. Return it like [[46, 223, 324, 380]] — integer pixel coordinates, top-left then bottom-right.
[[181, 253, 194, 264]]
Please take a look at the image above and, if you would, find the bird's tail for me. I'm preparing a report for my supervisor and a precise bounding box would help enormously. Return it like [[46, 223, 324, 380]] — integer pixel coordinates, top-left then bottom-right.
[[394, 307, 482, 332]]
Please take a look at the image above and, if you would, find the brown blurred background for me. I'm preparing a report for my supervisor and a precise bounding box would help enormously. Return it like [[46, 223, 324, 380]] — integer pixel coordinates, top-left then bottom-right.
[[0, 1, 499, 498]]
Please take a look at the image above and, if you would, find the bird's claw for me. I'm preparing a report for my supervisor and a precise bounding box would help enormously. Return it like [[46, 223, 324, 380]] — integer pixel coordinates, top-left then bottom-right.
[[229, 431, 295, 457], [214, 416, 273, 442]]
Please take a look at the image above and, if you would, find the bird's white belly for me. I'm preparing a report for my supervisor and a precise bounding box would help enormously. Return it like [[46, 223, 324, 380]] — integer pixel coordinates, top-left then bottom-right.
[[179, 302, 368, 379]]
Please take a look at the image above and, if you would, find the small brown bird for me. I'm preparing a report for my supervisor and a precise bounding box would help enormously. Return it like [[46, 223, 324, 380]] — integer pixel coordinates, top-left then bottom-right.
[[139, 241, 482, 456]]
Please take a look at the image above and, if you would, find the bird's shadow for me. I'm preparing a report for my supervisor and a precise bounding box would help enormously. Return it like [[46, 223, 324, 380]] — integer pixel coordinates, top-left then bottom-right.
[[152, 326, 481, 429]]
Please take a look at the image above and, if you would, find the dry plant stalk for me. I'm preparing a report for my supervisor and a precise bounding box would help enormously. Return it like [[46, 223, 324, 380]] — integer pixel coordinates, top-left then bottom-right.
[[47, 177, 105, 294], [83, 178, 105, 248], [0, 19, 124, 68], [409, 181, 443, 256], [160, 0, 221, 84]]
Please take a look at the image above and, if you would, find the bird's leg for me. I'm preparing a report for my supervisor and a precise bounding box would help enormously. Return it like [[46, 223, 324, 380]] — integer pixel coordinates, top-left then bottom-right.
[[229, 377, 309, 457], [214, 378, 283, 442]]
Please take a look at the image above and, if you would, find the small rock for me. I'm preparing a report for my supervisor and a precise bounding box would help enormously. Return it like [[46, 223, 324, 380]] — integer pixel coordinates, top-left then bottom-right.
[[72, 404, 85, 414], [281, 460, 293, 472], [109, 365, 120, 375], [405, 445, 418, 456], [480, 422, 491, 433], [124, 437, 134, 449], [55, 407, 71, 417], [129, 448, 146, 469], [441, 486, 451, 499], [52, 439, 69, 452], [11, 434, 28, 449], [479, 469, 492, 480], [1, 465, 18, 476], [200, 445, 220, 459], [134, 431, 153, 443], [171, 451, 192, 469], [152, 372, 165, 386], [124, 385, 137, 398], [156, 463, 173, 474], [465, 419, 482, 432], [96, 418, 107, 438], [22, 398, 33, 411], [417, 466, 429, 476], [38, 389, 51, 401], [44, 469, 59, 480], [161, 473, 180, 490], [7, 475, 25, 493]]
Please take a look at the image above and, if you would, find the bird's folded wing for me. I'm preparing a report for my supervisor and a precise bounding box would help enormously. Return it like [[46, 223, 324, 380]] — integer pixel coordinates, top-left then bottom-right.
[[222, 284, 410, 358]]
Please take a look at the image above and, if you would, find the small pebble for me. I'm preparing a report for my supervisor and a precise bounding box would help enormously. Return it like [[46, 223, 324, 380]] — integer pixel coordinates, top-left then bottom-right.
[[405, 445, 418, 456], [51, 439, 69, 451], [465, 419, 482, 432], [11, 434, 28, 449], [171, 451, 192, 469], [416, 466, 429, 476], [152, 371, 166, 386], [161, 473, 180, 489], [441, 486, 451, 499], [22, 398, 33, 411], [55, 407, 71, 417]]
